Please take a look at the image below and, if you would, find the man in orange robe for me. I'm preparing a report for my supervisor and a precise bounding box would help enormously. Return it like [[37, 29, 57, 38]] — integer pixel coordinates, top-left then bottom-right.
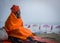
[[4, 5, 46, 43]]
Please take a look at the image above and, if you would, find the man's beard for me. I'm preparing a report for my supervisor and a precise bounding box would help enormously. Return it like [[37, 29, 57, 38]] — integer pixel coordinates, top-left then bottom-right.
[[15, 13, 20, 18], [14, 11, 20, 18]]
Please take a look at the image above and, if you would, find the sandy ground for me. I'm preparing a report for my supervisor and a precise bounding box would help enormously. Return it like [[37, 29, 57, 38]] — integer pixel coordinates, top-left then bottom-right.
[[36, 33, 60, 43]]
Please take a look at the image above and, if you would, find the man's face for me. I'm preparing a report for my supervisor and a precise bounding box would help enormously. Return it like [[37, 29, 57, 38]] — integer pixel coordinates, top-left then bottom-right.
[[15, 10, 21, 18]]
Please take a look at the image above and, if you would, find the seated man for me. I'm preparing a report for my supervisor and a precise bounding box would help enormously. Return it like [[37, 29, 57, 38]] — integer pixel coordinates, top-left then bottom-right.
[[4, 5, 46, 43]]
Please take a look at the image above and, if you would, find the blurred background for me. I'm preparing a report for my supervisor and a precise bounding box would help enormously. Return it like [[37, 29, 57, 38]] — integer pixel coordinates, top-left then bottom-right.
[[0, 0, 60, 34]]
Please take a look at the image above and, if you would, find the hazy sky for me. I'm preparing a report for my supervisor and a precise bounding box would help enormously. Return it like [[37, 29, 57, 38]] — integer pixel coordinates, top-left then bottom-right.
[[0, 0, 60, 27]]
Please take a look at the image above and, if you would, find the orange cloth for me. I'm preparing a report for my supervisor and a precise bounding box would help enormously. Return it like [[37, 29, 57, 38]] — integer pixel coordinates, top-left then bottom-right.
[[3, 40, 12, 43], [5, 12, 34, 40]]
